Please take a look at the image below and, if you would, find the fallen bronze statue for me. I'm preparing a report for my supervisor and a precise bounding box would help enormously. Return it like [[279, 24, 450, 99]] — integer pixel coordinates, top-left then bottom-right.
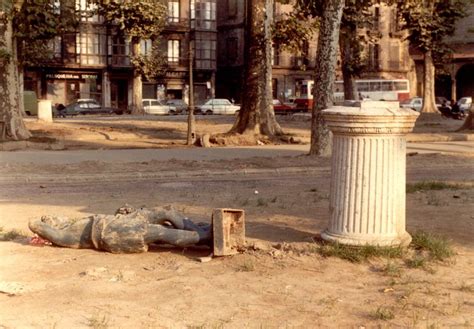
[[28, 205, 211, 253]]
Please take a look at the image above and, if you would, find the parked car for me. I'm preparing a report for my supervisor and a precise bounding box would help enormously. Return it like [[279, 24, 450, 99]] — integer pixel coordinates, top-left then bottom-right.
[[23, 90, 38, 116], [142, 99, 178, 115], [400, 96, 447, 112], [456, 96, 472, 112], [165, 99, 188, 114], [273, 99, 297, 114], [400, 97, 423, 112], [196, 98, 240, 115], [63, 99, 119, 116]]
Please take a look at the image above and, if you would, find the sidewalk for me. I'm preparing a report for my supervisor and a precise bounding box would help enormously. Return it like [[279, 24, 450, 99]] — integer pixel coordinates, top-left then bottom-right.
[[0, 141, 472, 165]]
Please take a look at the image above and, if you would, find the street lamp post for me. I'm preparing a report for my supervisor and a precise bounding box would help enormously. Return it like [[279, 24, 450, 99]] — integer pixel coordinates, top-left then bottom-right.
[[187, 4, 196, 145]]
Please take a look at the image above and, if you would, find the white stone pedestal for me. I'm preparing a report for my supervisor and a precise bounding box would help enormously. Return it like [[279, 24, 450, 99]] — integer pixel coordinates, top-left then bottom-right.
[[37, 99, 53, 123], [321, 101, 419, 246]]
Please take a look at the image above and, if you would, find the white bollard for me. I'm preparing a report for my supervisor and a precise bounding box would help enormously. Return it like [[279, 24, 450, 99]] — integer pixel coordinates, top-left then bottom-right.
[[321, 101, 419, 246], [37, 99, 53, 123]]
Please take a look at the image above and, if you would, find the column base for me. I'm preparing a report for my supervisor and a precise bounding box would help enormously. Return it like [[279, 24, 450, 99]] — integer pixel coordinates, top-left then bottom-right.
[[321, 230, 412, 247]]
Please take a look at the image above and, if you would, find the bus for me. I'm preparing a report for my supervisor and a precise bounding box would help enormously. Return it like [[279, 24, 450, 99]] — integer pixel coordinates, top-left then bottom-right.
[[293, 79, 411, 112]]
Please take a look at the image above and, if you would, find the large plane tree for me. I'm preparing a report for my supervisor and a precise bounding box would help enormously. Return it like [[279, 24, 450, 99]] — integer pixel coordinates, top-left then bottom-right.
[[97, 0, 167, 114], [1, 0, 73, 141], [395, 0, 466, 113], [228, 0, 284, 140]]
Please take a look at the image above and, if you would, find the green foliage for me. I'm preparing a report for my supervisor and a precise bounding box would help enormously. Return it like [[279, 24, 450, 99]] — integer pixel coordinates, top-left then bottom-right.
[[317, 242, 405, 263], [410, 231, 454, 261], [12, 0, 78, 66], [395, 0, 467, 54], [272, 11, 318, 54], [406, 181, 468, 193], [274, 0, 378, 79], [372, 306, 395, 320], [130, 45, 168, 81], [0, 48, 11, 64], [98, 0, 166, 40]]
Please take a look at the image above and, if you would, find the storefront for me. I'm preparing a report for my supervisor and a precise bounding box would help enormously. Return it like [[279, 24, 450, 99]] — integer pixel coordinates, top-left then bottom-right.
[[24, 69, 104, 107]]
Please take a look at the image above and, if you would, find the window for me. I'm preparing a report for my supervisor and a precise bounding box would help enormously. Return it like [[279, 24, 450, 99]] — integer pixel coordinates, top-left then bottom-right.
[[191, 0, 216, 30], [390, 8, 400, 33], [228, 0, 237, 18], [76, 0, 99, 22], [168, 1, 179, 23], [49, 36, 62, 59], [368, 43, 380, 70], [226, 37, 237, 63], [394, 81, 408, 91], [373, 7, 380, 30], [271, 46, 279, 66], [76, 32, 106, 65], [109, 35, 130, 66], [141, 39, 153, 57], [168, 39, 180, 63], [195, 32, 216, 69]]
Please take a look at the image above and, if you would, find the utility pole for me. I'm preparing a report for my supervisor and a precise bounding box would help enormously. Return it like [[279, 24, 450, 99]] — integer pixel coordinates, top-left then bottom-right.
[[187, 38, 196, 145]]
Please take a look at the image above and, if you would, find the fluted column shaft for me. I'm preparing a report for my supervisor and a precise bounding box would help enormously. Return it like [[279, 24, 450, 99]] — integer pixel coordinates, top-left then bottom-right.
[[322, 102, 419, 246]]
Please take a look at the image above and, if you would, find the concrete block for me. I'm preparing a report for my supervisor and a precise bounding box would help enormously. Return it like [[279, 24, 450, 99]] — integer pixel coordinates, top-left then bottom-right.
[[212, 208, 245, 256]]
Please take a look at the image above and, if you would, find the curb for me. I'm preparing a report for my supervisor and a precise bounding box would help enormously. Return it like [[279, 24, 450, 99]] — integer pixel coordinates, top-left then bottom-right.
[[407, 133, 474, 143], [0, 166, 331, 184]]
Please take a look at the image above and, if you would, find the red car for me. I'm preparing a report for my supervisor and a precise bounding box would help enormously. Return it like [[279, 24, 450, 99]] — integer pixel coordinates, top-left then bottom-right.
[[273, 99, 297, 114]]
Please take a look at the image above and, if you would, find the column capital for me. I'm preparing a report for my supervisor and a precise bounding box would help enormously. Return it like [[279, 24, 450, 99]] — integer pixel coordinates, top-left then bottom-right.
[[322, 101, 419, 135]]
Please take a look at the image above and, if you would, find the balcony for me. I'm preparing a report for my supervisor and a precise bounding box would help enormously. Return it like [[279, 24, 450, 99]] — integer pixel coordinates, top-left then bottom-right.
[[109, 54, 131, 67], [164, 18, 190, 32]]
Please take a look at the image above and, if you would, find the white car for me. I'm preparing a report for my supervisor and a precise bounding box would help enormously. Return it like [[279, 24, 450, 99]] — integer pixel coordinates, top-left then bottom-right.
[[197, 98, 240, 115], [400, 97, 447, 112], [400, 97, 423, 112], [456, 97, 472, 112], [142, 99, 177, 115]]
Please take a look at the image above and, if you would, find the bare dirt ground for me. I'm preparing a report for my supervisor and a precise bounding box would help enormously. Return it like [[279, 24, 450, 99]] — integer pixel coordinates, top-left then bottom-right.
[[0, 114, 473, 328]]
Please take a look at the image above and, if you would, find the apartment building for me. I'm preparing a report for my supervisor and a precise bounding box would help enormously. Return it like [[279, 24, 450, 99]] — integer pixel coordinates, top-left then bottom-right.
[[216, 1, 411, 104], [432, 3, 474, 101], [216, 1, 319, 103], [23, 0, 217, 111]]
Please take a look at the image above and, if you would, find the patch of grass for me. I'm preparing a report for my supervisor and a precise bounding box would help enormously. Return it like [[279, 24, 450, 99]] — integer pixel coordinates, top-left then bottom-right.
[[371, 306, 395, 321], [410, 231, 455, 261], [382, 261, 403, 277], [406, 181, 467, 193], [317, 242, 405, 263], [405, 255, 427, 269], [236, 259, 256, 272], [85, 314, 109, 329], [0, 227, 27, 241]]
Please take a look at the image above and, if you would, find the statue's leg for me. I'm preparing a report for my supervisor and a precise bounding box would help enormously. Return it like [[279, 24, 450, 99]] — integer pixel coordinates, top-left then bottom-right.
[[28, 216, 94, 249], [144, 224, 202, 247], [182, 219, 211, 245]]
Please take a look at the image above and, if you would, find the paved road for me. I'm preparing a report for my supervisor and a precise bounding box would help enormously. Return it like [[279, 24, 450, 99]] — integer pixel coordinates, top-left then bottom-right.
[[0, 141, 472, 165]]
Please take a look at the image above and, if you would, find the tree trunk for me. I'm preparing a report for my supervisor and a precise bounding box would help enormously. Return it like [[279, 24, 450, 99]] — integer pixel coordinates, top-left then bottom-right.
[[131, 38, 143, 115], [0, 15, 31, 141], [309, 0, 345, 156], [230, 0, 282, 136], [340, 27, 357, 101], [420, 50, 438, 113]]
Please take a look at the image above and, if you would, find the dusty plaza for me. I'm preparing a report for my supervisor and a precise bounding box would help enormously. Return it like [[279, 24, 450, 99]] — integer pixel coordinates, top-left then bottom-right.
[[0, 114, 473, 328]]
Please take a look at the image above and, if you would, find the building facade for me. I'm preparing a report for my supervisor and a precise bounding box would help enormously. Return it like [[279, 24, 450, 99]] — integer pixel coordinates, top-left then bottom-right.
[[24, 1, 473, 110], [24, 0, 218, 111]]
